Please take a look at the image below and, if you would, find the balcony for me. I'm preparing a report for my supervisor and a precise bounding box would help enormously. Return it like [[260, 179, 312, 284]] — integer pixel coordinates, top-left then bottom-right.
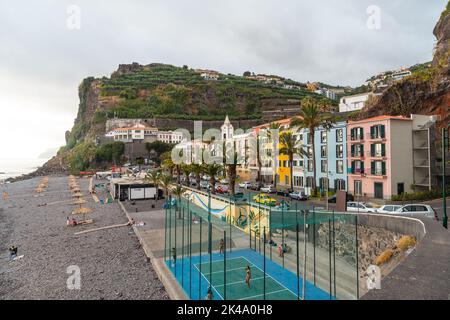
[[413, 141, 429, 150], [413, 159, 430, 168], [348, 168, 365, 176], [366, 133, 386, 141]]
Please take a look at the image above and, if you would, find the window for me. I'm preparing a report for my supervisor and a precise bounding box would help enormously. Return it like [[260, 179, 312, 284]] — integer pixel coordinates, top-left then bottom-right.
[[371, 161, 386, 176], [370, 125, 386, 139], [335, 179, 346, 191], [354, 180, 363, 196], [321, 160, 328, 173], [336, 129, 343, 143], [298, 160, 304, 168], [351, 160, 364, 174], [351, 144, 364, 157], [294, 176, 304, 187], [306, 176, 314, 188], [336, 145, 343, 158], [307, 160, 313, 172], [321, 131, 327, 144], [350, 127, 364, 141], [320, 177, 329, 190], [336, 160, 344, 174], [307, 146, 313, 157], [371, 143, 386, 157], [321, 146, 327, 158]]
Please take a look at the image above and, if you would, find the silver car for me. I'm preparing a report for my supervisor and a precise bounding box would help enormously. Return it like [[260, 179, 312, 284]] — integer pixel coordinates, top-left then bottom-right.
[[397, 204, 437, 219]]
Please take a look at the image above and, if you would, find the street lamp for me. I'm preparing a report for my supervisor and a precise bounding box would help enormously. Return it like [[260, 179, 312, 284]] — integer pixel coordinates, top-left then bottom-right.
[[442, 126, 449, 229]]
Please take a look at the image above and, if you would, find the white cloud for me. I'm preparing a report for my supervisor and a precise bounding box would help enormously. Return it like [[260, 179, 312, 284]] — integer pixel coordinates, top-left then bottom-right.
[[0, 0, 445, 162]]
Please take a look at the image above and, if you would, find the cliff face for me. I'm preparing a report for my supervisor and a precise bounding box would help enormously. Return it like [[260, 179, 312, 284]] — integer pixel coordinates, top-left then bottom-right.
[[360, 3, 450, 129]]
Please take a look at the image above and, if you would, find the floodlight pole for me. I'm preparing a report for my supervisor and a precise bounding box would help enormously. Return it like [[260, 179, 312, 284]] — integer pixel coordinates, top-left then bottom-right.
[[442, 127, 448, 229]]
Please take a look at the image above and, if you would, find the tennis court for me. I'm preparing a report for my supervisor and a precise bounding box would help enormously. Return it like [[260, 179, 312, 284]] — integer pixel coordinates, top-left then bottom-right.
[[166, 248, 332, 300]]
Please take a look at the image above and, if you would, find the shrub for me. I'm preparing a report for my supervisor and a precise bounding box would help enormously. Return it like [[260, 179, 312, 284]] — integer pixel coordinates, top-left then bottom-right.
[[396, 236, 416, 251], [374, 249, 394, 266]]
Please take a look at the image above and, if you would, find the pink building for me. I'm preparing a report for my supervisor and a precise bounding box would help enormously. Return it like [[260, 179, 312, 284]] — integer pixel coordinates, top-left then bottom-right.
[[347, 115, 437, 200]]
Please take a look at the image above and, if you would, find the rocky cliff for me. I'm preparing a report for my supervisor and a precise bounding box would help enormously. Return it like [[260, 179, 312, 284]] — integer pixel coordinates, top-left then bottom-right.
[[359, 2, 450, 129]]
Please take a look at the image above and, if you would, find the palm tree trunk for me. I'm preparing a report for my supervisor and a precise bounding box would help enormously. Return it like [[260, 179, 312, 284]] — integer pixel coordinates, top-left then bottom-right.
[[177, 166, 181, 185], [229, 165, 236, 196], [273, 141, 278, 187], [210, 177, 216, 194], [196, 173, 201, 190], [289, 153, 294, 192], [311, 129, 317, 195]]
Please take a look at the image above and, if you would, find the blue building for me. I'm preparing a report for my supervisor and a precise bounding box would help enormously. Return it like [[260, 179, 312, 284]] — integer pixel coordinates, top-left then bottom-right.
[[292, 121, 348, 192]]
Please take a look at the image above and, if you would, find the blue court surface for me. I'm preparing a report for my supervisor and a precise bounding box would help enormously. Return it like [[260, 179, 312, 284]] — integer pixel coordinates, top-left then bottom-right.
[[166, 248, 333, 300]]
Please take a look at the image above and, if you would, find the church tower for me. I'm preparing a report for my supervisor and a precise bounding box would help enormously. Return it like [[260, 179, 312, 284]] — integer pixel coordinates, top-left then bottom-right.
[[221, 115, 234, 141]]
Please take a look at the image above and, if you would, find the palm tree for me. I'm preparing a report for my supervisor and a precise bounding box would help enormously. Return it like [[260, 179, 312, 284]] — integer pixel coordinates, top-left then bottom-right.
[[224, 140, 242, 197], [203, 164, 222, 194], [158, 173, 173, 200], [145, 169, 161, 208], [291, 97, 333, 194], [181, 164, 191, 186], [171, 184, 186, 218], [279, 131, 308, 192], [266, 122, 281, 187]]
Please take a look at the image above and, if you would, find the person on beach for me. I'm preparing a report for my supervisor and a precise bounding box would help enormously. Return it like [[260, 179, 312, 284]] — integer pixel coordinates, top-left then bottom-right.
[[126, 218, 135, 226], [205, 288, 213, 300], [245, 265, 251, 288], [219, 238, 224, 255], [171, 247, 176, 267], [66, 217, 70, 226], [9, 246, 18, 261], [278, 244, 283, 257]]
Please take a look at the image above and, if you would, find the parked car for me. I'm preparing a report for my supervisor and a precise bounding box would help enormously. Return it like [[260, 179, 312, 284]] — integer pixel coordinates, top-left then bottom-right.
[[253, 194, 277, 207], [346, 202, 378, 213], [377, 205, 403, 214], [200, 181, 209, 189], [397, 204, 437, 219], [250, 182, 263, 191], [238, 181, 252, 189], [289, 191, 308, 201], [328, 193, 355, 203], [276, 189, 291, 197], [260, 185, 276, 194], [216, 185, 229, 194]]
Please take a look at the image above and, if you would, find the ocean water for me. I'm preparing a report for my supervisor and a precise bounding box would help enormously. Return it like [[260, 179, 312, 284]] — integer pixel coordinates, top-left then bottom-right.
[[0, 158, 48, 180]]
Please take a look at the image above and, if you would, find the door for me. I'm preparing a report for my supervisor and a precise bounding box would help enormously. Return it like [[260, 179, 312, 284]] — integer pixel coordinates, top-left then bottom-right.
[[374, 182, 383, 199], [397, 183, 404, 195]]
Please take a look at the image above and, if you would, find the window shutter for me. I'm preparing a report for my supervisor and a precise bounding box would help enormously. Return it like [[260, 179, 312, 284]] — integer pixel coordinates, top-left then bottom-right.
[[351, 145, 355, 157], [380, 125, 386, 139], [371, 162, 375, 175], [351, 161, 355, 174], [350, 129, 354, 140], [370, 126, 375, 139], [371, 144, 375, 157], [381, 144, 386, 157], [361, 144, 364, 156], [382, 162, 386, 175], [359, 128, 364, 140], [361, 161, 365, 173]]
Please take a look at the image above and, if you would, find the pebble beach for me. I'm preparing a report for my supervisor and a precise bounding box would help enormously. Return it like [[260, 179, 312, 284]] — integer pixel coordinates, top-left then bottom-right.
[[0, 176, 169, 300]]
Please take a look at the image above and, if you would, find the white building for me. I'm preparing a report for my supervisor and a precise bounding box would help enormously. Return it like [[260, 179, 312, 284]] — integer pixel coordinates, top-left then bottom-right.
[[105, 125, 183, 144], [338, 93, 372, 113], [105, 125, 158, 143], [221, 115, 234, 141], [157, 131, 184, 144]]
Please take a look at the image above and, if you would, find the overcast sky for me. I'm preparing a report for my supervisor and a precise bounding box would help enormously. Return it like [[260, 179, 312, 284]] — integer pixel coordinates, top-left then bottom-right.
[[0, 0, 446, 163]]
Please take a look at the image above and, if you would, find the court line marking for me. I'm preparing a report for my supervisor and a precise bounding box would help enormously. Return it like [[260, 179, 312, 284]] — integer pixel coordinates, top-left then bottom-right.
[[214, 276, 265, 288], [192, 263, 225, 300], [238, 256, 303, 300], [201, 266, 247, 275], [196, 256, 299, 300]]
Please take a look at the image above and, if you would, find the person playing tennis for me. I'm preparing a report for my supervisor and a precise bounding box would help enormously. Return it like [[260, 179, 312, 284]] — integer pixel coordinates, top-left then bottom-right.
[[245, 265, 251, 288]]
